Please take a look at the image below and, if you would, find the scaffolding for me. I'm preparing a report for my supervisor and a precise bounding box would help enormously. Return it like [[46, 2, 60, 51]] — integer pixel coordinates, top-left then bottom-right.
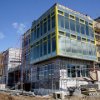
[[21, 29, 31, 91]]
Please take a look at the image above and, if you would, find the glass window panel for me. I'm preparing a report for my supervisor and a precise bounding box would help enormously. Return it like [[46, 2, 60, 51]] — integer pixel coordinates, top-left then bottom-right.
[[58, 15, 64, 28], [85, 21, 88, 25], [77, 42, 82, 54], [52, 37, 56, 52], [65, 18, 69, 29], [71, 40, 77, 53], [48, 35, 51, 54], [65, 38, 71, 52], [51, 15, 55, 28], [76, 17, 79, 22], [37, 45, 40, 58], [80, 23, 85, 35], [77, 36, 81, 41], [43, 41, 47, 55], [48, 15, 50, 31], [89, 27, 94, 38], [82, 42, 88, 55], [37, 27, 40, 38], [76, 21, 80, 33], [43, 21, 47, 34], [67, 64, 71, 77], [34, 30, 36, 40], [71, 65, 76, 77], [66, 33, 70, 37], [86, 25, 89, 36], [40, 40, 42, 57], [59, 36, 66, 54], [40, 21, 43, 36], [77, 66, 80, 77], [65, 13, 69, 18], [70, 19, 75, 31]]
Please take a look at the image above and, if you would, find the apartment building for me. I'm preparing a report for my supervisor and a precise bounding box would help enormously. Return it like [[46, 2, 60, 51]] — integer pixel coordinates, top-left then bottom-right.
[[22, 3, 97, 94]]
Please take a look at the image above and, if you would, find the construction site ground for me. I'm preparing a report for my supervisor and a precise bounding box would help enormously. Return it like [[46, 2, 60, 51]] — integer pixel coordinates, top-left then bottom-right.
[[0, 92, 52, 100], [0, 92, 100, 100]]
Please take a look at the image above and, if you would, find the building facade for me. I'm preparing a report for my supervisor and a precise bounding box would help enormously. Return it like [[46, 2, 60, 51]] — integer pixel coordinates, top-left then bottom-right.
[[2, 48, 22, 87], [94, 17, 100, 67], [22, 3, 97, 94]]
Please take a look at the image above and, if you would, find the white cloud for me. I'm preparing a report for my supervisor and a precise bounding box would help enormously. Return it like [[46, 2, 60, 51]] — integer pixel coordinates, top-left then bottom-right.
[[12, 22, 26, 34], [0, 32, 5, 39]]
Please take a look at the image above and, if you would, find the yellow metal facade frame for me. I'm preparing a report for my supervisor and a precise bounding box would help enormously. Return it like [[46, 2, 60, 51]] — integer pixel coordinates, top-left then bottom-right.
[[55, 5, 59, 55]]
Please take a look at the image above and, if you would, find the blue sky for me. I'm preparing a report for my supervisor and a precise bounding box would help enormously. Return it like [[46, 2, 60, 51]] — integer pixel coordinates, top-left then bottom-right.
[[0, 0, 100, 52]]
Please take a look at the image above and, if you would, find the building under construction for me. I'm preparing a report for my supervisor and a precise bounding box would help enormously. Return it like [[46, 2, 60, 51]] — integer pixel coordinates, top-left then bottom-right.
[[0, 53, 4, 84], [94, 17, 100, 67], [0, 48, 22, 89], [21, 3, 99, 94], [22, 29, 31, 91]]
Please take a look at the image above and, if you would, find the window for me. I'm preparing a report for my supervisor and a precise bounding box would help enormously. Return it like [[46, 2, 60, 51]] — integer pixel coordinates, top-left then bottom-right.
[[66, 38, 71, 52], [40, 21, 43, 36], [89, 27, 94, 38], [77, 42, 82, 54], [37, 44, 40, 58], [67, 64, 89, 78], [71, 65, 76, 77], [43, 41, 47, 55], [51, 15, 55, 28], [58, 15, 64, 28], [48, 38, 51, 54], [40, 40, 42, 57], [67, 64, 71, 77], [85, 21, 88, 26], [80, 23, 85, 35], [66, 33, 70, 37], [76, 17, 79, 22], [76, 66, 80, 77], [52, 37, 56, 52], [77, 36, 81, 41], [70, 19, 75, 31], [86, 25, 89, 36], [76, 21, 80, 33], [48, 15, 50, 31], [43, 21, 47, 34], [59, 36, 66, 54], [37, 27, 40, 38], [65, 18, 69, 29], [82, 43, 88, 55], [51, 11, 54, 16], [64, 13, 69, 18], [71, 39, 77, 53]]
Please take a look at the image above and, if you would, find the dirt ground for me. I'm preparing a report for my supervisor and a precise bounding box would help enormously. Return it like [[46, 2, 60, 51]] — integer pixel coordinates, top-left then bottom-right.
[[0, 93, 52, 100], [0, 92, 100, 100]]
